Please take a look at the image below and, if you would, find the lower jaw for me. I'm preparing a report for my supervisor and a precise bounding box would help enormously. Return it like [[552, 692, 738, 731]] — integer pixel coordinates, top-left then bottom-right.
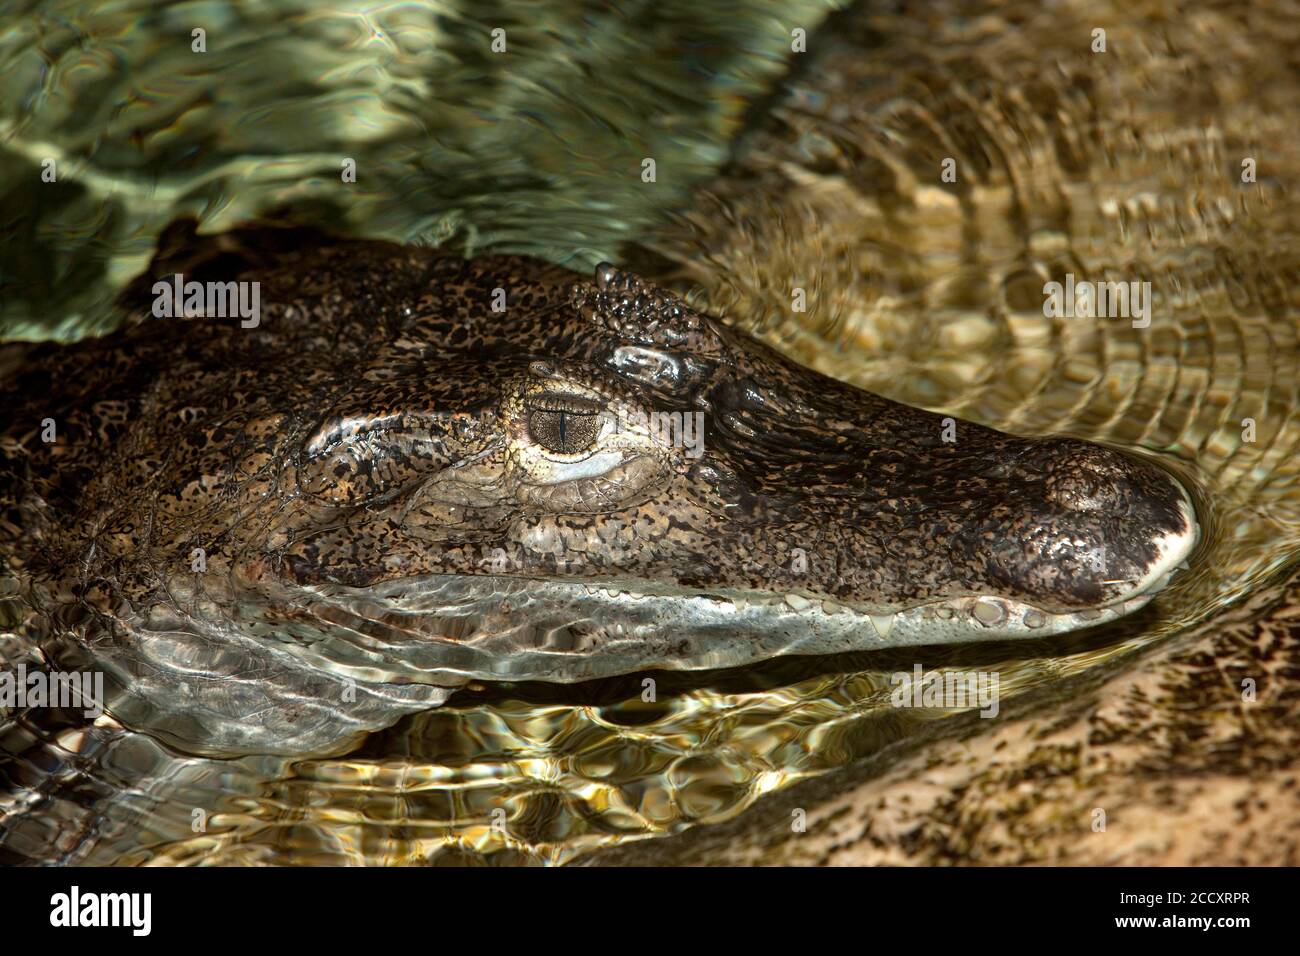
[[26, 568, 1175, 758], [225, 571, 1175, 685]]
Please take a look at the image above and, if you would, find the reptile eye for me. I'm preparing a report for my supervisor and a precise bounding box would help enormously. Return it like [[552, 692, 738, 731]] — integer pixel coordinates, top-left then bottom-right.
[[528, 408, 601, 455], [525, 391, 607, 456]]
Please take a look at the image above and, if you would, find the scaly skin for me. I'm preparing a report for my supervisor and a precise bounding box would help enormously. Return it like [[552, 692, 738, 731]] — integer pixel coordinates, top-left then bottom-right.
[[0, 219, 1195, 759]]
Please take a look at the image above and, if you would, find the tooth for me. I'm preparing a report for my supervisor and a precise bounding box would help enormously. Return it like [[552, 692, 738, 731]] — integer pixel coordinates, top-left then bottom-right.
[[733, 597, 747, 612], [1177, 560, 1190, 570], [869, 613, 894, 638], [785, 593, 811, 611], [821, 600, 839, 615]]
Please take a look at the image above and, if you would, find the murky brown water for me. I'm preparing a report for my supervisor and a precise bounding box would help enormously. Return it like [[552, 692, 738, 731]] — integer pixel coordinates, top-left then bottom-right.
[[2, 0, 1297, 865]]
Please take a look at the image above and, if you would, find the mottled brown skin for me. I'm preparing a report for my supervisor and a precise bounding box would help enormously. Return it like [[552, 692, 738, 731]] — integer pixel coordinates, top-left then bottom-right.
[[0, 219, 1189, 636]]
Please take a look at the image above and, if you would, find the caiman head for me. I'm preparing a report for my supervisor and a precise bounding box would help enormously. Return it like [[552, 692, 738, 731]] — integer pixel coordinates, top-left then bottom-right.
[[10, 230, 1196, 712], [92, 237, 1194, 686], [4, 230, 1200, 751]]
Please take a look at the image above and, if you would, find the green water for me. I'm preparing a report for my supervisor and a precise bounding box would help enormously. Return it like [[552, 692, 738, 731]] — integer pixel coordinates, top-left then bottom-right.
[[0, 0, 831, 340]]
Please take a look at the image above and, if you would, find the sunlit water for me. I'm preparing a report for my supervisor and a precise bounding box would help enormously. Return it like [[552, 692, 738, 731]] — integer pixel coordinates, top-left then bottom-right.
[[1, 0, 1298, 865]]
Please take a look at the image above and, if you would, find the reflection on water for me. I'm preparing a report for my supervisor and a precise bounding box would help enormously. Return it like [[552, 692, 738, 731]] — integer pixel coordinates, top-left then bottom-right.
[[2, 0, 1299, 865], [0, 0, 821, 339]]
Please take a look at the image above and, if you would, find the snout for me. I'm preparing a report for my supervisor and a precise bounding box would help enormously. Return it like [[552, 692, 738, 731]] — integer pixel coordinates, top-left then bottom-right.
[[982, 438, 1199, 611]]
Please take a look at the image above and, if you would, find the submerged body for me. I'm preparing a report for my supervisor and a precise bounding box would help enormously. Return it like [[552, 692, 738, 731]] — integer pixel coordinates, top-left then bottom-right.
[[0, 221, 1197, 754]]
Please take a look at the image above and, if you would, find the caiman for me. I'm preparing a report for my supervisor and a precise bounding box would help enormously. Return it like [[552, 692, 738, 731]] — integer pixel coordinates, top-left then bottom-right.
[[0, 218, 1197, 761]]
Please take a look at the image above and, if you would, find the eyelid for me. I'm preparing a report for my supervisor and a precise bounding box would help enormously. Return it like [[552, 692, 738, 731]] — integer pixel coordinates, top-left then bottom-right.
[[525, 391, 606, 415]]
